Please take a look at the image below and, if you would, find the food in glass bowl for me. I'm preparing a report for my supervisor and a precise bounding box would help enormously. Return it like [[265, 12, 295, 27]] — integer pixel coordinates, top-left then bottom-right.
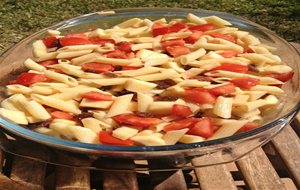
[[0, 13, 293, 147]]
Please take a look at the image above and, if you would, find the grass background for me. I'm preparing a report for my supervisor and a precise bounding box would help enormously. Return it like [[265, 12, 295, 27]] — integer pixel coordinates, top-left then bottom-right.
[[0, 0, 299, 53]]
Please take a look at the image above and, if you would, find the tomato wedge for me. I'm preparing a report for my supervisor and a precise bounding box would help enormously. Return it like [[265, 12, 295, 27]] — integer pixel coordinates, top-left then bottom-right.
[[185, 89, 216, 104], [243, 48, 254, 53], [188, 118, 213, 138], [99, 131, 133, 146], [209, 32, 236, 43], [82, 62, 114, 73], [43, 36, 58, 48], [81, 91, 112, 101], [161, 39, 185, 49], [163, 118, 199, 132], [189, 23, 215, 32], [89, 37, 115, 46], [152, 23, 169, 37], [116, 42, 132, 52], [59, 36, 91, 46], [172, 104, 193, 118], [267, 72, 294, 82], [166, 46, 190, 57], [231, 77, 260, 89], [168, 23, 187, 33], [50, 111, 74, 120], [105, 49, 129, 59], [121, 66, 141, 70], [219, 50, 238, 58], [208, 84, 236, 96], [211, 63, 248, 73], [236, 122, 260, 134], [39, 59, 58, 68], [15, 73, 49, 86], [113, 113, 163, 128], [184, 30, 203, 44]]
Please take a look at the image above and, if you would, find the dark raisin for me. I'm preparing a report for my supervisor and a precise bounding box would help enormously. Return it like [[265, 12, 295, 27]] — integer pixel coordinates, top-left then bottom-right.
[[75, 112, 94, 120], [222, 94, 235, 98], [135, 112, 156, 118], [155, 96, 179, 101], [103, 72, 118, 78], [27, 120, 51, 129], [183, 65, 193, 70], [155, 79, 176, 89], [99, 86, 112, 91], [114, 65, 122, 71], [194, 112, 204, 118], [53, 39, 62, 48], [114, 90, 137, 101], [192, 75, 213, 82]]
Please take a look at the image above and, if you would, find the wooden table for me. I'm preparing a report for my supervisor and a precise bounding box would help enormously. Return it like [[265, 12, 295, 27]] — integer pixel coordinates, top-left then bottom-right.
[[0, 44, 299, 190]]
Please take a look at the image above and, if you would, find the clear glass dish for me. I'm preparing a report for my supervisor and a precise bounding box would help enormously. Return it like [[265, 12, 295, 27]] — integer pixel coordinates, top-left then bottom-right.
[[0, 8, 299, 171]]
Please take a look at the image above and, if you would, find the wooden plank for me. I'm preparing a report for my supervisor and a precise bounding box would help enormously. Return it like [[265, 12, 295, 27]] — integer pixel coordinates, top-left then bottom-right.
[[192, 153, 237, 190], [101, 159, 138, 190], [0, 174, 28, 190], [9, 140, 49, 190], [148, 159, 188, 190], [236, 147, 286, 190], [272, 125, 300, 188], [55, 152, 90, 190]]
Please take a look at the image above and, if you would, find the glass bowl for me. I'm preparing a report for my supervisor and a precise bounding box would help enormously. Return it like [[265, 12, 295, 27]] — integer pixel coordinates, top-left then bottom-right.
[[0, 8, 299, 171]]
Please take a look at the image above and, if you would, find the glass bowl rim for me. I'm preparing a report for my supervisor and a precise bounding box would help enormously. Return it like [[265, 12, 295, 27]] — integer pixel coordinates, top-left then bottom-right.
[[0, 7, 300, 153]]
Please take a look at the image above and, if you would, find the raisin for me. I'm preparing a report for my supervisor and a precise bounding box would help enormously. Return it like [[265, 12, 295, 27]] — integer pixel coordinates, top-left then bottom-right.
[[194, 112, 204, 118], [27, 120, 51, 129], [114, 90, 137, 101], [135, 112, 156, 118], [155, 79, 176, 89], [183, 65, 193, 70], [75, 112, 94, 120], [103, 72, 118, 78], [155, 96, 179, 101]]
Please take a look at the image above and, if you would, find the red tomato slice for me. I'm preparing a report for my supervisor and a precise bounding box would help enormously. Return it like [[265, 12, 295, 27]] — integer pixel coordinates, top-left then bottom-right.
[[121, 66, 141, 70], [42, 36, 58, 48], [161, 39, 185, 48], [231, 77, 260, 89], [185, 89, 216, 104], [116, 42, 132, 52], [50, 111, 74, 120], [163, 118, 200, 132], [166, 46, 190, 57], [208, 84, 236, 96], [237, 122, 260, 134], [99, 131, 133, 146], [184, 30, 203, 44], [211, 63, 248, 73], [105, 49, 128, 59], [168, 23, 187, 33], [152, 23, 169, 37], [267, 72, 294, 82], [59, 36, 91, 46], [15, 73, 49, 86], [82, 62, 114, 73], [81, 91, 112, 101], [39, 59, 58, 68], [209, 32, 236, 43], [189, 23, 215, 32], [219, 50, 238, 58], [188, 118, 213, 138], [113, 113, 163, 128], [172, 104, 193, 118], [89, 37, 115, 46]]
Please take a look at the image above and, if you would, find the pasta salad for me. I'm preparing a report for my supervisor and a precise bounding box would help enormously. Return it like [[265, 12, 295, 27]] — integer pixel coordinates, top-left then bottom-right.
[[0, 13, 293, 146]]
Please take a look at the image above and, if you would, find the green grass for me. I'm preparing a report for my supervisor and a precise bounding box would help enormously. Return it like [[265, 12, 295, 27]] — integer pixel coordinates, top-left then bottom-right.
[[0, 0, 299, 53]]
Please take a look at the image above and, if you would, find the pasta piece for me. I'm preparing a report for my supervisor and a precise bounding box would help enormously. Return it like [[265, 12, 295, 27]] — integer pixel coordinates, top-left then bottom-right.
[[112, 126, 139, 140], [179, 134, 205, 143], [44, 70, 78, 87], [71, 53, 99, 65], [148, 101, 177, 115], [162, 61, 185, 73], [57, 50, 93, 59], [213, 96, 233, 119], [106, 94, 133, 117], [32, 40, 47, 57], [241, 34, 261, 46], [24, 58, 46, 72], [58, 44, 98, 52], [49, 63, 84, 77], [0, 108, 28, 125], [6, 85, 32, 95], [34, 127, 60, 137], [187, 13, 207, 24], [31, 94, 81, 114], [47, 29, 61, 37], [19, 99, 51, 120], [135, 69, 179, 82], [163, 128, 189, 145], [209, 119, 248, 140], [203, 16, 232, 26], [31, 85, 56, 95], [131, 135, 165, 146], [35, 52, 58, 62], [80, 98, 113, 109], [180, 48, 206, 65], [137, 93, 153, 112], [131, 37, 155, 43], [239, 53, 277, 64], [131, 43, 153, 51], [116, 66, 162, 77], [162, 32, 192, 40], [152, 35, 163, 51], [178, 80, 210, 88], [250, 85, 284, 95], [115, 18, 143, 28], [233, 94, 250, 105], [180, 68, 204, 79], [124, 79, 157, 93], [95, 57, 142, 66], [0, 99, 19, 111], [69, 125, 99, 144], [247, 91, 267, 101], [127, 26, 148, 37], [233, 109, 261, 119], [88, 78, 128, 86]]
